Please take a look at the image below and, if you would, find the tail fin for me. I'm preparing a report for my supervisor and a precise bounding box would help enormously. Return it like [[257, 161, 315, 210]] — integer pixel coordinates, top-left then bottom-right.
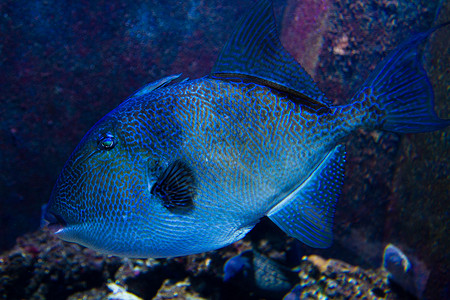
[[355, 23, 450, 133]]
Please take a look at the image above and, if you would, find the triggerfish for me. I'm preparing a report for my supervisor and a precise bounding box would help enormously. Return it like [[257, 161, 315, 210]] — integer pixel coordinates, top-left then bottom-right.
[[43, 0, 449, 258]]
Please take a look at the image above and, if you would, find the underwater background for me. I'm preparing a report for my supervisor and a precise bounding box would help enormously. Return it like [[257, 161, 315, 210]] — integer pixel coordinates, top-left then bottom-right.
[[0, 0, 448, 299]]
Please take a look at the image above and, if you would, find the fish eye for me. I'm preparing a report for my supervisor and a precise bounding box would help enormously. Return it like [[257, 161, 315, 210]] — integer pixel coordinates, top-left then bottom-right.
[[98, 133, 117, 150]]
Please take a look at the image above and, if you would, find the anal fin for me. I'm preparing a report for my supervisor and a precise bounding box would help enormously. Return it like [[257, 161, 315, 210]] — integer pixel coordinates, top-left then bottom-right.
[[267, 144, 346, 248]]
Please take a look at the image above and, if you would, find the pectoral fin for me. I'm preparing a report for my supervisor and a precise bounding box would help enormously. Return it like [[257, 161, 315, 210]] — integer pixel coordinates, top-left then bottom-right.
[[150, 160, 196, 209], [267, 144, 346, 248]]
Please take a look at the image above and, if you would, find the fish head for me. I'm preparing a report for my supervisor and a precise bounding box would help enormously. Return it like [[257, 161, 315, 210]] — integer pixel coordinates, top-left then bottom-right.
[[44, 112, 119, 244], [43, 106, 166, 256], [42, 97, 219, 258]]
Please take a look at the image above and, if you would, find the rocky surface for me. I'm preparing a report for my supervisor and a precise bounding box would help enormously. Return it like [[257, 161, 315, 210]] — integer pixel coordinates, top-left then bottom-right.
[[0, 229, 419, 300]]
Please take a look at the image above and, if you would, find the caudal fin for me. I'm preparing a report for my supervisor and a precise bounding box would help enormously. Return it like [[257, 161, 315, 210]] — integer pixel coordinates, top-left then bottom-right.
[[355, 23, 450, 133]]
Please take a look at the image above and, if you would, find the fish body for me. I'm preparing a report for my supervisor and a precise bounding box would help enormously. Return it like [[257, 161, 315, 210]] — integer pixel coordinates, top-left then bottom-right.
[[44, 0, 449, 258], [48, 77, 351, 257]]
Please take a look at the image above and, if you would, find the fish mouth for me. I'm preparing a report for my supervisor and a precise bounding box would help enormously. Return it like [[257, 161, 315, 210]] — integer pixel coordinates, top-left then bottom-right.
[[42, 208, 67, 234]]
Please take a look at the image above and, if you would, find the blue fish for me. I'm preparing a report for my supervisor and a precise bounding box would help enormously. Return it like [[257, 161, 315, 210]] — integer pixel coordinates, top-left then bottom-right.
[[382, 244, 420, 297], [43, 0, 449, 258]]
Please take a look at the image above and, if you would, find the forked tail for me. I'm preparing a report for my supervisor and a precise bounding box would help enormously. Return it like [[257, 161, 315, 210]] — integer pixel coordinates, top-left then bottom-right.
[[353, 23, 449, 133]]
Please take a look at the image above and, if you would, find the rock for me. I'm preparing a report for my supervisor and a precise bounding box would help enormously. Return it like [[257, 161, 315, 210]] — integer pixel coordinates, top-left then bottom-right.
[[283, 255, 399, 300]]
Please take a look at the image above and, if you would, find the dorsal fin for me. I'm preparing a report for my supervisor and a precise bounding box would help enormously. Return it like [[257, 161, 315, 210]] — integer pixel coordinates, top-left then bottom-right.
[[211, 0, 330, 106], [210, 74, 331, 114], [131, 74, 182, 98]]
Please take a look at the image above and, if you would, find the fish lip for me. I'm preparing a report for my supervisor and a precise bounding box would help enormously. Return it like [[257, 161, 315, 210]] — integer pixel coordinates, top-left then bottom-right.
[[42, 209, 67, 234]]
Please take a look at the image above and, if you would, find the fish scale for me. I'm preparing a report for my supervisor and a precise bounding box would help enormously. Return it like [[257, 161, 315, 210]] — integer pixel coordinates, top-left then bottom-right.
[[114, 77, 356, 232]]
